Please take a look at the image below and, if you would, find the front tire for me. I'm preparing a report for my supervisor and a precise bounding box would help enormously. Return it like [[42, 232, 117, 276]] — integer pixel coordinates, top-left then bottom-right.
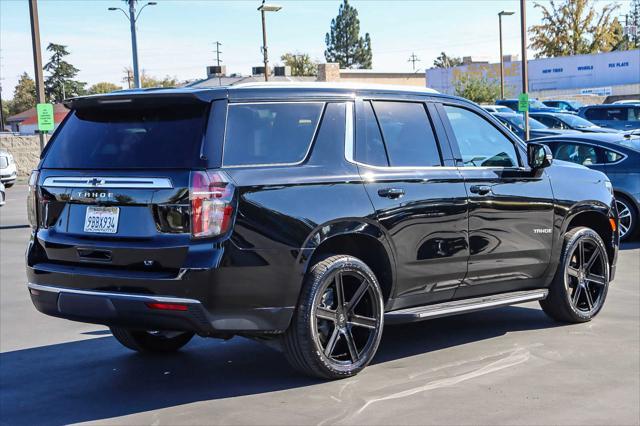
[[284, 255, 384, 379], [540, 227, 610, 323], [110, 327, 194, 353]]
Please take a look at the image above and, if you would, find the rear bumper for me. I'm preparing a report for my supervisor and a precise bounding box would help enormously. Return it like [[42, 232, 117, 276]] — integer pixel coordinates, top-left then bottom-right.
[[28, 283, 218, 336]]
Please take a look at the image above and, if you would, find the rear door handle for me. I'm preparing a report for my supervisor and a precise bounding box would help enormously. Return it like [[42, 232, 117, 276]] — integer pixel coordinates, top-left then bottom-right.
[[469, 185, 491, 195], [378, 188, 405, 199]]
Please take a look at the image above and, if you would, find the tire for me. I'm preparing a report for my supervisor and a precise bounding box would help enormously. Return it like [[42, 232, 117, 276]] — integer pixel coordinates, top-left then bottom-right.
[[110, 327, 194, 353], [540, 227, 610, 323], [615, 195, 637, 241], [283, 255, 384, 379], [4, 182, 14, 189]]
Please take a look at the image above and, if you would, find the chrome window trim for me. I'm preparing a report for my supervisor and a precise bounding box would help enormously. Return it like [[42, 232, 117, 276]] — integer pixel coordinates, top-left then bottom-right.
[[27, 282, 201, 304], [221, 101, 326, 168], [42, 177, 173, 189]]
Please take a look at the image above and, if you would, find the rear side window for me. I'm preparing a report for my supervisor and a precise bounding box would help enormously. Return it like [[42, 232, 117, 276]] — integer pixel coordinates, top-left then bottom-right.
[[223, 103, 324, 166], [42, 104, 208, 169], [372, 101, 441, 167]]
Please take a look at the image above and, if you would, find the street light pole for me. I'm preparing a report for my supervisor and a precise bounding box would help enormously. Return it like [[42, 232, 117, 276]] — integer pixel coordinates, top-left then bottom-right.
[[109, 1, 157, 89], [28, 0, 46, 151], [257, 2, 282, 82], [520, 0, 529, 141], [498, 11, 514, 100]]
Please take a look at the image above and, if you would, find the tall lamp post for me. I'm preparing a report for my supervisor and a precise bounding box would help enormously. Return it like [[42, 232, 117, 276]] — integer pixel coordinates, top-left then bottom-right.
[[498, 11, 514, 100], [108, 1, 157, 89], [257, 1, 282, 82], [520, 0, 529, 140]]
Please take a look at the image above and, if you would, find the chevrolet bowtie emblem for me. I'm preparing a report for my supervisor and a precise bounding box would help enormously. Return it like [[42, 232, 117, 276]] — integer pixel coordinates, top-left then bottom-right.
[[88, 178, 105, 187]]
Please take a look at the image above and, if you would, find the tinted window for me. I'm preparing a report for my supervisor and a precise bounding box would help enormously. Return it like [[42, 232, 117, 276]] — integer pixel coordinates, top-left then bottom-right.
[[355, 101, 388, 166], [224, 103, 323, 166], [585, 108, 608, 120], [534, 115, 558, 128], [444, 106, 519, 167], [372, 101, 441, 167], [554, 143, 600, 165], [604, 149, 624, 163], [42, 104, 207, 169]]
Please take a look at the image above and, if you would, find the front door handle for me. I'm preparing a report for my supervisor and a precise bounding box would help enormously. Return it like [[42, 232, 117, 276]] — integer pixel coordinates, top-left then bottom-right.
[[378, 188, 405, 199], [469, 185, 491, 195]]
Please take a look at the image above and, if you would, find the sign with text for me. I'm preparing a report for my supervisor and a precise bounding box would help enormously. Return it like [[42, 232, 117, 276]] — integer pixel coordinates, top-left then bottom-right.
[[36, 103, 55, 132], [518, 93, 529, 112]]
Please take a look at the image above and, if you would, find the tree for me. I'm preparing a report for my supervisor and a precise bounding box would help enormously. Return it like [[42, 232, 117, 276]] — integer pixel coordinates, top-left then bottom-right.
[[9, 72, 36, 115], [432, 52, 463, 68], [626, 0, 640, 48], [324, 0, 372, 69], [122, 67, 178, 88], [88, 82, 123, 95], [453, 74, 501, 104], [280, 53, 318, 76], [44, 43, 86, 102], [529, 0, 622, 58]]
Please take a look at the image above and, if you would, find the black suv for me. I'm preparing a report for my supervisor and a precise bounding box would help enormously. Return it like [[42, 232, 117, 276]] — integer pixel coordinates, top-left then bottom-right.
[[26, 84, 619, 379]]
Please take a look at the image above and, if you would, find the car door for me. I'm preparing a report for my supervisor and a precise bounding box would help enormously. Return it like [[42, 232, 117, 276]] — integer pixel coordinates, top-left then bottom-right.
[[351, 98, 469, 308], [438, 103, 555, 298]]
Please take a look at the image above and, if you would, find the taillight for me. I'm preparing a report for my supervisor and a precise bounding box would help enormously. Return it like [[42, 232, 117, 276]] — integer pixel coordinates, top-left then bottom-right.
[[189, 170, 235, 239], [27, 170, 39, 229]]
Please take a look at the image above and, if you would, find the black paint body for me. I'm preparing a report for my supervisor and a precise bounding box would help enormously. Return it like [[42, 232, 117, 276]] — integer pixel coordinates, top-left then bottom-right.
[[26, 86, 619, 336]]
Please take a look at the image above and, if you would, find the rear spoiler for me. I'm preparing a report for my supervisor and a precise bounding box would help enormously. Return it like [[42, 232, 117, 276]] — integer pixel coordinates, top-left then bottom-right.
[[64, 89, 226, 110]]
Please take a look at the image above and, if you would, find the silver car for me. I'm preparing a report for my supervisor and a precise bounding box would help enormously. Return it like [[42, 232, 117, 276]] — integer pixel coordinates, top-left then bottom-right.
[[0, 181, 5, 206], [0, 149, 17, 188]]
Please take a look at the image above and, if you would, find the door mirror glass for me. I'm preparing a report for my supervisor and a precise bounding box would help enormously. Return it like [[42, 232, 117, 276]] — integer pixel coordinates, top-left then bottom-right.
[[528, 143, 553, 169]]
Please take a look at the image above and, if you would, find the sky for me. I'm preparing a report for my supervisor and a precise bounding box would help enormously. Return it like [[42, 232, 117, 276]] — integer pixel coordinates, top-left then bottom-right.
[[0, 0, 634, 96]]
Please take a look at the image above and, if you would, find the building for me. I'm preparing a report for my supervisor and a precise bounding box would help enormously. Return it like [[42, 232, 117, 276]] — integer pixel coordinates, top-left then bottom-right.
[[6, 103, 69, 135], [190, 63, 426, 88], [425, 49, 640, 102]]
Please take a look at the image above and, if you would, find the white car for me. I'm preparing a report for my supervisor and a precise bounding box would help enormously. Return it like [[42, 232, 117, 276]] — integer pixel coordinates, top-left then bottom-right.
[[0, 149, 17, 188], [612, 100, 640, 104], [481, 104, 513, 113], [0, 181, 5, 206]]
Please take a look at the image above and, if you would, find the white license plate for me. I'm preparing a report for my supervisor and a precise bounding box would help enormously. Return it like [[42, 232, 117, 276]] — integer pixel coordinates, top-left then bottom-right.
[[84, 206, 119, 234]]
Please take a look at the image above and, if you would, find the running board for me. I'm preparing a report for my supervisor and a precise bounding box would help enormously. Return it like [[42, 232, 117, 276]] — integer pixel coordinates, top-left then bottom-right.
[[384, 289, 549, 324]]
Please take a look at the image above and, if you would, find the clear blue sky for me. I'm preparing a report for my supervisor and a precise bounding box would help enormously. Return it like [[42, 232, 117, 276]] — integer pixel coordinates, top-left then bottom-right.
[[0, 0, 633, 94]]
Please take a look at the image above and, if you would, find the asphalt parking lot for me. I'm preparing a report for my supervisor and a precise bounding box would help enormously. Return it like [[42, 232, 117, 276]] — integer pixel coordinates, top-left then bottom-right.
[[1, 184, 638, 426]]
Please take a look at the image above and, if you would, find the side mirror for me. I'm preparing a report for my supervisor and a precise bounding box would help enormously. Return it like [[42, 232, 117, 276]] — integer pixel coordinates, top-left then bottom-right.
[[528, 143, 553, 169]]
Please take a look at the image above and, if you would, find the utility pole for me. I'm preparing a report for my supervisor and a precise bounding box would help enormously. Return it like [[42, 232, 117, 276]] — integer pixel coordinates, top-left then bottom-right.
[[28, 0, 46, 151], [408, 53, 421, 71], [213, 41, 222, 86], [520, 0, 529, 141], [498, 11, 514, 100], [257, 2, 282, 82]]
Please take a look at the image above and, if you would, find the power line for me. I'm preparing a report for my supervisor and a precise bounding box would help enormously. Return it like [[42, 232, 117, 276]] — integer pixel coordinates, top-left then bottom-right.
[[213, 41, 222, 66], [408, 52, 421, 71]]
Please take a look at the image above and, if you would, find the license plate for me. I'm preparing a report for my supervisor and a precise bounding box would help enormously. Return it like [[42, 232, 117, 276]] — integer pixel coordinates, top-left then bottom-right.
[[84, 206, 119, 234]]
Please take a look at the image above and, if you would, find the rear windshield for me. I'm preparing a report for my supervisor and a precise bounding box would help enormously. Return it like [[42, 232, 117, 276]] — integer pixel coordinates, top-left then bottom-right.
[[42, 104, 208, 169]]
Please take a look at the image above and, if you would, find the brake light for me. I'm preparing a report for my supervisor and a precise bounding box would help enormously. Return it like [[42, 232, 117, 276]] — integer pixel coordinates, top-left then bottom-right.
[[146, 302, 189, 311], [27, 170, 39, 229], [189, 170, 235, 239]]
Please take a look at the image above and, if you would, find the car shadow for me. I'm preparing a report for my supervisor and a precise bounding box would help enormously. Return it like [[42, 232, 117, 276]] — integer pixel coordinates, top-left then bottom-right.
[[0, 305, 560, 425]]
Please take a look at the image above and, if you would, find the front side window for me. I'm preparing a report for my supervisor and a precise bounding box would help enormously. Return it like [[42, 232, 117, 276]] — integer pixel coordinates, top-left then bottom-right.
[[355, 101, 388, 166], [553, 143, 600, 165], [224, 102, 324, 166], [444, 105, 519, 167], [372, 101, 441, 167]]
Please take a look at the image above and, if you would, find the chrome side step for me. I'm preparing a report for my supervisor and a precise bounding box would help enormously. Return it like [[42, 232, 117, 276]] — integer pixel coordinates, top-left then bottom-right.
[[384, 289, 549, 324]]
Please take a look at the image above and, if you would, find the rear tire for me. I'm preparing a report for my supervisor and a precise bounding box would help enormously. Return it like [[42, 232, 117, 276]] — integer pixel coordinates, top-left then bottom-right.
[[540, 227, 610, 323], [615, 195, 637, 241], [110, 327, 194, 353], [283, 255, 384, 379], [4, 182, 14, 189]]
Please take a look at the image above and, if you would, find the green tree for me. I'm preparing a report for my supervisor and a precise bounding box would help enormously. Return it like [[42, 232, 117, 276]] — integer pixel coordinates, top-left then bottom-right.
[[280, 53, 318, 76], [432, 52, 463, 68], [88, 82, 123, 95], [453, 74, 501, 104], [529, 0, 622, 58], [324, 0, 372, 69], [122, 67, 178, 88], [44, 43, 86, 102], [626, 0, 640, 48], [9, 72, 36, 115]]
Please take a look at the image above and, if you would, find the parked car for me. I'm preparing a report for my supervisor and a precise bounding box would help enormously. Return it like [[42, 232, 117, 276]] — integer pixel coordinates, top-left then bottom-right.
[[496, 98, 563, 113], [530, 112, 619, 134], [481, 104, 513, 114], [534, 133, 640, 240], [542, 100, 584, 113], [612, 100, 640, 105], [0, 181, 5, 206], [26, 84, 618, 379], [0, 149, 17, 188], [579, 104, 640, 131], [492, 112, 577, 139]]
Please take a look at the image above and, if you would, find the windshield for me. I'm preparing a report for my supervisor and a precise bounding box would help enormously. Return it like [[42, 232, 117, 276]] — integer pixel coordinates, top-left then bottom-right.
[[530, 99, 547, 109], [502, 114, 548, 130], [558, 114, 596, 128], [567, 101, 583, 109], [42, 104, 208, 169]]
